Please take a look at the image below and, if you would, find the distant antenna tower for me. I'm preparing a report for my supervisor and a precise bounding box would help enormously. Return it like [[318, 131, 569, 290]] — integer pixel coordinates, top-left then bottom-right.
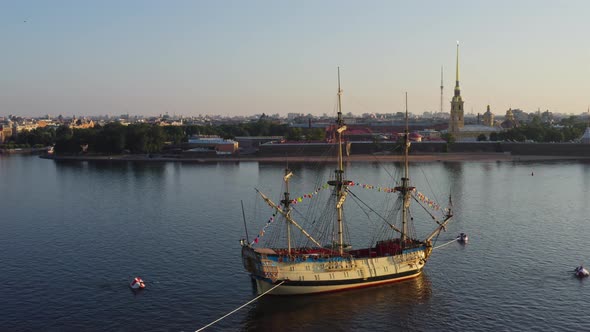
[[440, 66, 444, 118]]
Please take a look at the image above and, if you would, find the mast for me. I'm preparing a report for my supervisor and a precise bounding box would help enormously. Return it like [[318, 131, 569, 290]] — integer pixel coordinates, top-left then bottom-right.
[[280, 168, 293, 253], [241, 200, 249, 244], [425, 194, 453, 242], [327, 67, 349, 255], [256, 189, 323, 248], [337, 67, 344, 175], [401, 92, 411, 246], [336, 67, 345, 255]]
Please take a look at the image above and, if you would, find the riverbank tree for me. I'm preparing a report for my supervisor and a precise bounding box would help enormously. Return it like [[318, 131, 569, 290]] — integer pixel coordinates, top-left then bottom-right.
[[54, 123, 167, 154], [491, 120, 584, 142]]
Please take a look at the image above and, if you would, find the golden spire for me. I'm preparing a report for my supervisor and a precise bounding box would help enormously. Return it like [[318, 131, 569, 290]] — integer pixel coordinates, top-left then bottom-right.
[[455, 41, 460, 92], [450, 41, 465, 132]]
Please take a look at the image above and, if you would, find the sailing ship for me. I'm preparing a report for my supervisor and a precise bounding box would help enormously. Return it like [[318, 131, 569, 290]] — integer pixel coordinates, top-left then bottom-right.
[[240, 70, 453, 295]]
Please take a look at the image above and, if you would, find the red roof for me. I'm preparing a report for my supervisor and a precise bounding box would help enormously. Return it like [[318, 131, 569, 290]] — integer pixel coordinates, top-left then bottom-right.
[[345, 128, 373, 135]]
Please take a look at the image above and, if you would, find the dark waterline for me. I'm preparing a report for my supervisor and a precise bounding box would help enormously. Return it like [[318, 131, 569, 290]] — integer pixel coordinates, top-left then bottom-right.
[[2, 155, 590, 331]]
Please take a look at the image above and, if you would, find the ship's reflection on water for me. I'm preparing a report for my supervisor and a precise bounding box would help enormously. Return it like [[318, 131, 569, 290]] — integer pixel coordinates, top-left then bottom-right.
[[241, 274, 432, 331]]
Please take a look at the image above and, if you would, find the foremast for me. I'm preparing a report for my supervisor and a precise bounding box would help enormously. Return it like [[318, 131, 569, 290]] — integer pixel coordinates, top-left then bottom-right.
[[327, 67, 349, 256], [424, 194, 453, 243], [400, 92, 412, 247], [255, 189, 323, 248], [397, 94, 454, 250]]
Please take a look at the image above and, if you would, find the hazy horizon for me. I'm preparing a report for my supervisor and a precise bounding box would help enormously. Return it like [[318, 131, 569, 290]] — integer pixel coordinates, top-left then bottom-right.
[[2, 0, 589, 117]]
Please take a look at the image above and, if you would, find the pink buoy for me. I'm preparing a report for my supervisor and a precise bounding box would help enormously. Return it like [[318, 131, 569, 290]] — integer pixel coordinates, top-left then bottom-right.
[[130, 277, 146, 289]]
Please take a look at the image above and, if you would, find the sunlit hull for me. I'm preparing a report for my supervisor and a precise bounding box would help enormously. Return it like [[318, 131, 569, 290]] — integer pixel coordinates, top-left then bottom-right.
[[254, 270, 423, 295], [242, 245, 428, 295]]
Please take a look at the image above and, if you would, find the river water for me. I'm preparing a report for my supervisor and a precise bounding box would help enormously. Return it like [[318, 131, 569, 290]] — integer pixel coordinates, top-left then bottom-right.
[[1, 155, 590, 331]]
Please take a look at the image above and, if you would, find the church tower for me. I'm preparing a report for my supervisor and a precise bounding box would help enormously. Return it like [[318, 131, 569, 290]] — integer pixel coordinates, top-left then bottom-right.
[[483, 105, 494, 127], [449, 42, 464, 134]]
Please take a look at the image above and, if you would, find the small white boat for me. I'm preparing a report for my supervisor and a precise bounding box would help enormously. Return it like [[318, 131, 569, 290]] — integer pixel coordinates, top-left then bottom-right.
[[130, 277, 146, 289], [457, 233, 468, 243], [575, 266, 589, 277]]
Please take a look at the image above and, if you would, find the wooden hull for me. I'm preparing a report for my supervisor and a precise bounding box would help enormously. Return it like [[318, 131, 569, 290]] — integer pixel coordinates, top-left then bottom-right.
[[242, 246, 428, 295], [254, 269, 422, 295]]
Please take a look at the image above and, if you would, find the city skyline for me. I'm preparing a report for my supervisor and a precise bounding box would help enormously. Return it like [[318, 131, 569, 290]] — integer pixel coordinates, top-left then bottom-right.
[[1, 0, 589, 117]]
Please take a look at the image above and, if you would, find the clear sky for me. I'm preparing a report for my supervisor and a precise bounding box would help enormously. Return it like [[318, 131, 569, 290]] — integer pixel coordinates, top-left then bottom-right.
[[1, 0, 589, 117]]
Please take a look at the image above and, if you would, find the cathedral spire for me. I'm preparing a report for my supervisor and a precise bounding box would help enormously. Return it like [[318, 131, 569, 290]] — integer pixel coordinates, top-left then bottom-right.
[[455, 41, 460, 96], [449, 41, 464, 134]]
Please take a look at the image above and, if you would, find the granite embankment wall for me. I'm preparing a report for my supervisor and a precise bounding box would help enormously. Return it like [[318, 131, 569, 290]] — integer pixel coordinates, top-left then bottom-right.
[[258, 142, 590, 157], [499, 143, 590, 156]]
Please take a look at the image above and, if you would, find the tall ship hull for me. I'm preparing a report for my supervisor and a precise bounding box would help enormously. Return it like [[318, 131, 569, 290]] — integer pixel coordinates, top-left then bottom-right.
[[242, 245, 429, 295], [240, 69, 452, 296]]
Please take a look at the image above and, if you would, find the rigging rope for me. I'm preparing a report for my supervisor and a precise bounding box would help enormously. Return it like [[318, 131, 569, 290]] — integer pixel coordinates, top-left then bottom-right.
[[371, 152, 397, 180], [346, 189, 388, 225], [195, 281, 286, 332], [433, 238, 458, 250], [347, 190, 380, 247], [418, 165, 442, 211]]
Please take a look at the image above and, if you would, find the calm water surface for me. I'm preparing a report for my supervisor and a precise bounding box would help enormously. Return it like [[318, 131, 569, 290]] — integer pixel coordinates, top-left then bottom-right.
[[2, 155, 590, 331]]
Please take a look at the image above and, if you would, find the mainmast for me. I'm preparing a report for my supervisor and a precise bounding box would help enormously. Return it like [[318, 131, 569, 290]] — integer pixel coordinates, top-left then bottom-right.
[[400, 93, 411, 246], [328, 67, 349, 255], [280, 168, 294, 253], [337, 67, 345, 174]]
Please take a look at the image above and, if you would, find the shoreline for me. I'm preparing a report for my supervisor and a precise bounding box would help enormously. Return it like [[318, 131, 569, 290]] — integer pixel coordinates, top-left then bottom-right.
[[39, 153, 590, 163]]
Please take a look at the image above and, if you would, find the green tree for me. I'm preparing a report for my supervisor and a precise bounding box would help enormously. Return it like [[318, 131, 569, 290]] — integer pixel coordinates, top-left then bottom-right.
[[515, 133, 527, 142], [15, 127, 56, 146], [95, 123, 126, 153], [560, 115, 579, 127], [441, 133, 456, 144], [254, 118, 271, 136], [544, 129, 564, 142], [54, 137, 81, 154], [55, 125, 73, 140], [146, 126, 164, 153], [306, 128, 325, 141], [285, 128, 302, 141], [563, 126, 582, 142], [162, 126, 186, 144], [529, 115, 542, 127], [126, 124, 149, 153]]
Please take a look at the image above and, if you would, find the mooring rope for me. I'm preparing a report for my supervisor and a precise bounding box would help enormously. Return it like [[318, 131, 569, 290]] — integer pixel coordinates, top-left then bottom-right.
[[195, 280, 285, 332], [433, 238, 458, 250]]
